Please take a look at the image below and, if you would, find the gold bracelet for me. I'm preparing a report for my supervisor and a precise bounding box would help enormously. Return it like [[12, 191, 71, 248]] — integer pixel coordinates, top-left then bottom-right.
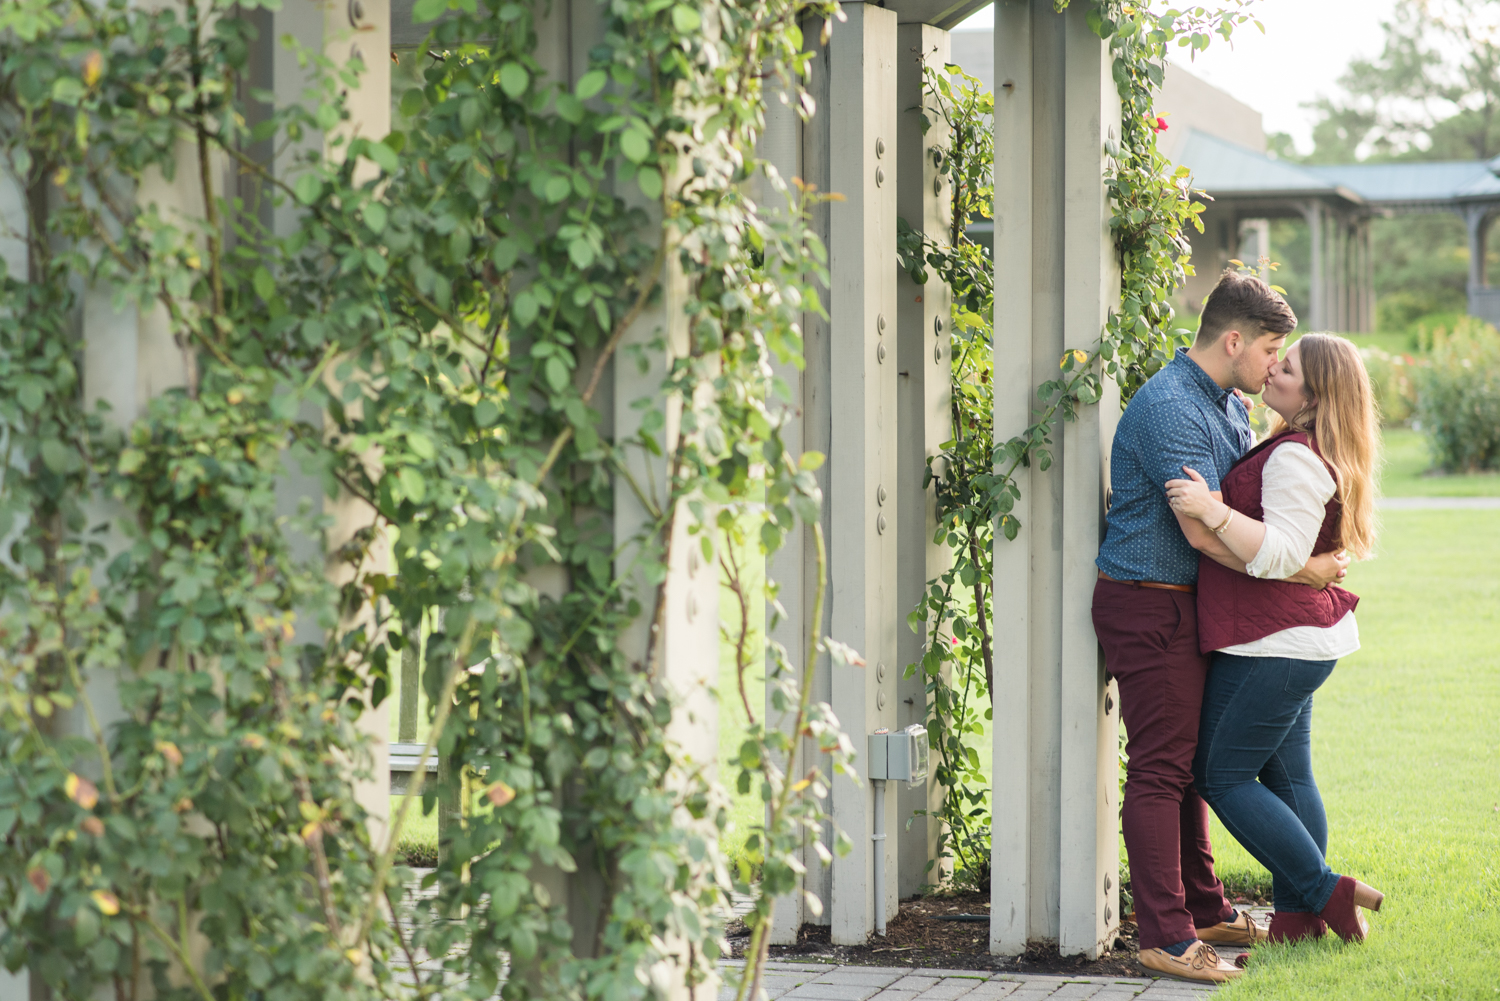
[[1210, 507, 1235, 535]]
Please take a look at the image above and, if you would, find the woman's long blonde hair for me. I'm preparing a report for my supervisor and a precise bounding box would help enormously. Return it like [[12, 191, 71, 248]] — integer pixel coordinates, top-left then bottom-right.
[[1266, 333, 1381, 560]]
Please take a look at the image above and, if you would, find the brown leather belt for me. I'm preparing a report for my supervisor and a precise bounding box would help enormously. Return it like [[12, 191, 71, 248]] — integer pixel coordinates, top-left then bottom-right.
[[1098, 570, 1195, 594]]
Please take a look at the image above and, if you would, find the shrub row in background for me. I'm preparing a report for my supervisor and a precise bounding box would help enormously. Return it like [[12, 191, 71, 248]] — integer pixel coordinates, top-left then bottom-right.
[[1360, 316, 1500, 473], [1413, 319, 1500, 472]]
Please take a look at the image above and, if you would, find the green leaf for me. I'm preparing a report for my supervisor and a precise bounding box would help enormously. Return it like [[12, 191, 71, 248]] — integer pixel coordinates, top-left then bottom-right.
[[363, 201, 388, 234], [367, 140, 399, 174], [568, 238, 595, 269], [293, 173, 323, 205], [459, 97, 480, 133], [512, 291, 539, 327], [117, 449, 145, 475], [544, 356, 569, 393], [636, 166, 663, 200], [670, 4, 701, 32], [411, 0, 446, 22], [17, 382, 44, 413], [492, 236, 521, 271], [253, 266, 275, 300], [50, 77, 85, 105], [576, 69, 607, 100], [396, 467, 427, 503], [499, 62, 530, 98], [473, 400, 500, 427], [620, 128, 651, 164], [543, 175, 571, 203], [406, 432, 435, 460], [40, 439, 72, 474], [399, 88, 425, 118]]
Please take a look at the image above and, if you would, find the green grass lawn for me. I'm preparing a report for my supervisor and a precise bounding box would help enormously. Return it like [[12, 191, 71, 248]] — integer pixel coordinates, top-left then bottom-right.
[[1219, 509, 1500, 999], [1381, 427, 1500, 497]]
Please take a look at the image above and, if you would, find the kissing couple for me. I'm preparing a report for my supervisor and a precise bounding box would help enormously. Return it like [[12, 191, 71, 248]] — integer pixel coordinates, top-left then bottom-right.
[[1093, 269, 1385, 983]]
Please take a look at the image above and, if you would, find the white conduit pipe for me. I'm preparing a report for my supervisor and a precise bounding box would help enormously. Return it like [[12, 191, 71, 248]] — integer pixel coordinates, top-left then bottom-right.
[[872, 778, 887, 936]]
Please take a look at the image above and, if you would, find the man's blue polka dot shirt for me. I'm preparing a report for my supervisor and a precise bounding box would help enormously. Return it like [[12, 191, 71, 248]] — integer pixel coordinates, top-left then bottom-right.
[[1096, 347, 1254, 586]]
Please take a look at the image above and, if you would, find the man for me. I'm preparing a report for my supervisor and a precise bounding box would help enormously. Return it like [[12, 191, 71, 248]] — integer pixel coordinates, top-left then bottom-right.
[[1093, 270, 1349, 984]]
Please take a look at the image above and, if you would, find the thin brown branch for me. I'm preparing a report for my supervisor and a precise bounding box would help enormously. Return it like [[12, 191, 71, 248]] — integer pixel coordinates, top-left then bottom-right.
[[385, 884, 430, 997], [269, 670, 344, 942], [132, 905, 215, 1001], [719, 545, 756, 727], [966, 531, 993, 698], [740, 518, 826, 1001]]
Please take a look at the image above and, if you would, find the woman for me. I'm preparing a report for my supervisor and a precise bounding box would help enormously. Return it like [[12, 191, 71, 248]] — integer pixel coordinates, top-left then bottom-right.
[[1165, 332, 1384, 947]]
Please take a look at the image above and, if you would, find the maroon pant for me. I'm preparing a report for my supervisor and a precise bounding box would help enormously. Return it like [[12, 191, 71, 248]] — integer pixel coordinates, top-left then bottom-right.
[[1092, 577, 1233, 950]]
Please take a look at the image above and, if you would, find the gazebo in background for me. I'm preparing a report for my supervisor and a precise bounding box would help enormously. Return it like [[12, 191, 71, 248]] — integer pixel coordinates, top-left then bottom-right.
[[1173, 130, 1500, 332], [950, 31, 1500, 333]]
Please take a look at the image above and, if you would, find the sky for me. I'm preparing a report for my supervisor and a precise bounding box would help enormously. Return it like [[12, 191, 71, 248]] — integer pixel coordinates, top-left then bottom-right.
[[955, 0, 1398, 154]]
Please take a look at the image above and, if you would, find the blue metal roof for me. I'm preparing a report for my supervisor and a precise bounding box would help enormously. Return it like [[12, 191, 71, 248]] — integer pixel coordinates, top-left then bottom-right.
[[1174, 129, 1346, 198], [1304, 161, 1497, 204], [1174, 127, 1500, 208]]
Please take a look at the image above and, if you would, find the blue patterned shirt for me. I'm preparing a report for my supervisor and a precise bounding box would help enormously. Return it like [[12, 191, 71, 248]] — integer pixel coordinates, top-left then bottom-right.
[[1097, 347, 1255, 586]]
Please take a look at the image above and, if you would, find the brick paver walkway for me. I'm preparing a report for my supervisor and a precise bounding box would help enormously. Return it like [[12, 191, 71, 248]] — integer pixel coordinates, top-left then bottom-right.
[[716, 962, 1227, 1001]]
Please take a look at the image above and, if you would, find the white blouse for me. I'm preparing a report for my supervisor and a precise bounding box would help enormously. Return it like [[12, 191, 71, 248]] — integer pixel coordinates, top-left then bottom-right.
[[1216, 442, 1361, 661]]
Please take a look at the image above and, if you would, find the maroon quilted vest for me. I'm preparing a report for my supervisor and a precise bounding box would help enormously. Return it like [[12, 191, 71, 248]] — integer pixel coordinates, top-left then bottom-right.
[[1197, 430, 1359, 654]]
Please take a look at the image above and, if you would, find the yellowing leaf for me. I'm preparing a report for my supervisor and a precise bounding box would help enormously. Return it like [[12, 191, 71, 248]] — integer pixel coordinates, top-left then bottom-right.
[[83, 51, 103, 87], [485, 781, 516, 807], [27, 868, 49, 894], [156, 741, 183, 767], [791, 778, 811, 793], [66, 773, 99, 810], [301, 821, 323, 842], [345, 949, 364, 965], [90, 890, 120, 916], [81, 816, 105, 836]]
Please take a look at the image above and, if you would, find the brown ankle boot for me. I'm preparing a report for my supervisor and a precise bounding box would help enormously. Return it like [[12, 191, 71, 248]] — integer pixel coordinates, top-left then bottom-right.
[[1267, 911, 1328, 944], [1319, 875, 1384, 943]]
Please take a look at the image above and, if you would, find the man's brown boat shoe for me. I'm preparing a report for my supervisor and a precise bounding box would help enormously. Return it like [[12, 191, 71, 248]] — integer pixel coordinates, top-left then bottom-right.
[[1138, 940, 1244, 984], [1197, 909, 1269, 946]]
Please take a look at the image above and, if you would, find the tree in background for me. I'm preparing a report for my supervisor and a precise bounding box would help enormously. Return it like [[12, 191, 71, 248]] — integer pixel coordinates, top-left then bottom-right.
[[1305, 0, 1500, 162], [1263, 0, 1500, 333]]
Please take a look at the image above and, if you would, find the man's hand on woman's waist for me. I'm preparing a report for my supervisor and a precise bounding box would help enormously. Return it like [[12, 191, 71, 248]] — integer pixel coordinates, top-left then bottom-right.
[[1285, 550, 1350, 590]]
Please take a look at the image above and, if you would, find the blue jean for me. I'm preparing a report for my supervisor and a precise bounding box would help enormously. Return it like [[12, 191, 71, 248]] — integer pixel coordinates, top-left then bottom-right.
[[1193, 652, 1343, 914]]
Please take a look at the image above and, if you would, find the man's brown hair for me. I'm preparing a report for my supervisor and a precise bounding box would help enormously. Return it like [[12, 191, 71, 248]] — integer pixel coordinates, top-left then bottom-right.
[[1195, 268, 1298, 346]]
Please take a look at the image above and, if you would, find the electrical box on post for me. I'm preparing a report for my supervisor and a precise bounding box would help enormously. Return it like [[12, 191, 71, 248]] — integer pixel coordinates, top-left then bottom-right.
[[867, 728, 891, 781], [867, 724, 928, 787]]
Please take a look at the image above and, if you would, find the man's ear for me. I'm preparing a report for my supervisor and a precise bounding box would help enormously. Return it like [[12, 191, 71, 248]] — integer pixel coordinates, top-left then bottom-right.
[[1221, 328, 1243, 357]]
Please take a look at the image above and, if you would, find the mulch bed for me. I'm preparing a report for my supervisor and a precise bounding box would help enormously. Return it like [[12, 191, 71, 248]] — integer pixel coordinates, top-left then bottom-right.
[[727, 889, 1267, 977]]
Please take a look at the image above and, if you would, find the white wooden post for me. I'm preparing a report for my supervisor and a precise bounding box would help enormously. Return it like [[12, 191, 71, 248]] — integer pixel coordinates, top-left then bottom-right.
[[1057, 7, 1121, 959], [989, 0, 1035, 956], [894, 21, 953, 899], [991, 0, 1120, 959], [825, 0, 900, 945], [325, 0, 395, 848], [758, 74, 820, 945]]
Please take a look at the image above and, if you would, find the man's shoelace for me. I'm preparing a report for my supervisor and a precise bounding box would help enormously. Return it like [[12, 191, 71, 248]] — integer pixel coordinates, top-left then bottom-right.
[[1188, 944, 1223, 970]]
